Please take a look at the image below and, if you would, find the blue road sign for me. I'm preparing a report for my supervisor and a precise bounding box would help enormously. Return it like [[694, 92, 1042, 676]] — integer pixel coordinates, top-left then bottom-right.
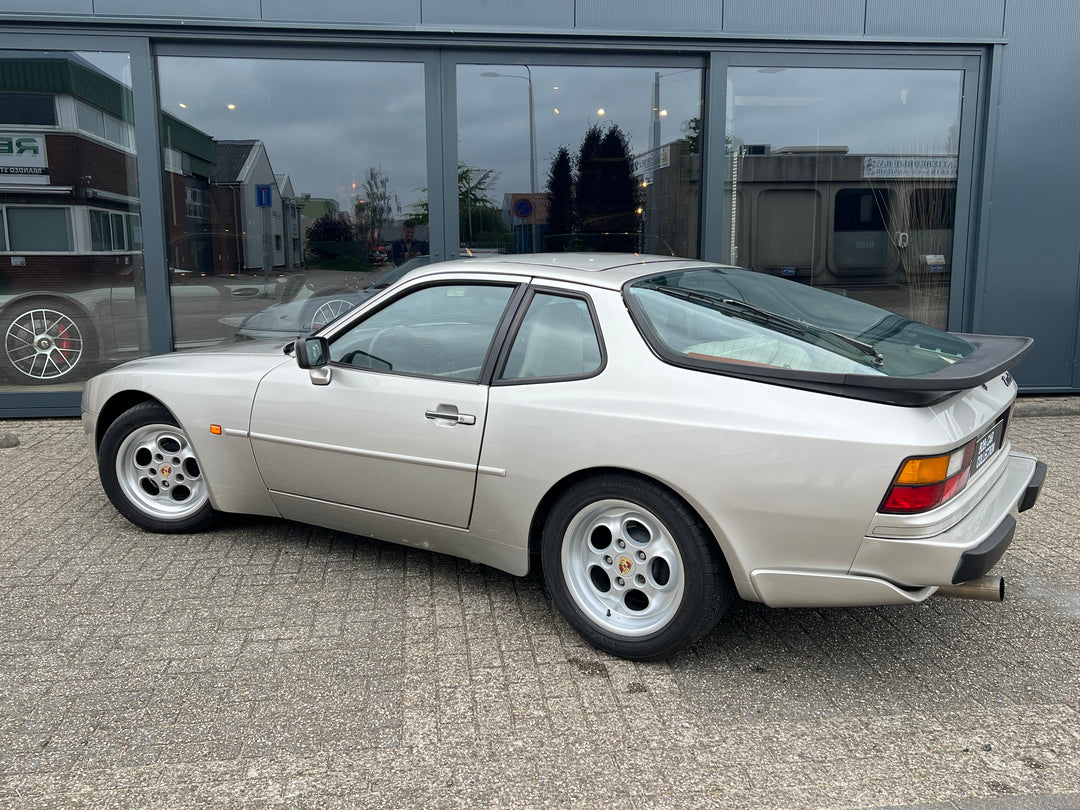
[[256, 184, 273, 207], [513, 198, 533, 219]]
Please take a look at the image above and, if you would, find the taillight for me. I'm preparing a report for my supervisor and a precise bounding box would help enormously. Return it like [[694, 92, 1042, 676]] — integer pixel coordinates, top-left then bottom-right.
[[881, 420, 1004, 514]]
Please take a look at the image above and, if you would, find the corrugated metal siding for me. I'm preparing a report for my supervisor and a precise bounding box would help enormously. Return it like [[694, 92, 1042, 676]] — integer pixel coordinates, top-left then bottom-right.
[[722, 0, 864, 36], [92, 0, 260, 19], [420, 0, 573, 28], [262, 0, 420, 25], [865, 0, 1005, 39], [576, 0, 721, 32], [976, 0, 1080, 387]]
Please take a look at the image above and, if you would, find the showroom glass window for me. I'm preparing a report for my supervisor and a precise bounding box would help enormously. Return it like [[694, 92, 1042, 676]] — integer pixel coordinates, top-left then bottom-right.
[[156, 56, 427, 349], [457, 64, 703, 258], [725, 67, 963, 328], [0, 51, 147, 390]]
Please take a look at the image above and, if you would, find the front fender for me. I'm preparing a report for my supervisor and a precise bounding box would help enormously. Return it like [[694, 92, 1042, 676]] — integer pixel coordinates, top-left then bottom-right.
[[84, 349, 293, 517]]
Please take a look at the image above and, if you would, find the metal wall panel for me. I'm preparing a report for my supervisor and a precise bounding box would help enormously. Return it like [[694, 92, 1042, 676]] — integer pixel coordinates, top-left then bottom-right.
[[262, 0, 420, 25], [723, 0, 864, 36], [420, 0, 573, 28], [866, 0, 1005, 39], [974, 0, 1080, 387], [576, 0, 721, 32], [0, 0, 91, 12], [93, 0, 260, 18]]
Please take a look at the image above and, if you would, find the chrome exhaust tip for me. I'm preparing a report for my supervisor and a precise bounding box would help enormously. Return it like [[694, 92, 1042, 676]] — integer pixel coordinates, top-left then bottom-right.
[[935, 575, 1005, 602]]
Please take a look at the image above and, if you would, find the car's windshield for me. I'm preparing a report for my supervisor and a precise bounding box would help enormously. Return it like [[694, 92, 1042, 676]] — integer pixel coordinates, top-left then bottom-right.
[[625, 267, 974, 377]]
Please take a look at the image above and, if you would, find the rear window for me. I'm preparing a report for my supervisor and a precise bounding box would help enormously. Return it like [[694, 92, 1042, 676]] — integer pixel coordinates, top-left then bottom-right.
[[624, 267, 974, 378]]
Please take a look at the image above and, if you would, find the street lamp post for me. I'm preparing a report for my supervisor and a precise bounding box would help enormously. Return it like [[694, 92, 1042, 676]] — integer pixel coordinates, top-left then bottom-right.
[[482, 67, 539, 252]]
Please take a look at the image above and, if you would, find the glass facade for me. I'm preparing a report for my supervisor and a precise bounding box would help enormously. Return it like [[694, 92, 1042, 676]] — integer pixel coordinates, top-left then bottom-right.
[[725, 66, 964, 328], [155, 56, 428, 349], [0, 41, 981, 412], [0, 51, 147, 392], [457, 64, 704, 257]]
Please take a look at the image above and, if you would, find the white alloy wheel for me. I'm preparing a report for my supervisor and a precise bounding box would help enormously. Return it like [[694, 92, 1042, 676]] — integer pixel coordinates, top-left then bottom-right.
[[99, 402, 218, 533], [561, 499, 686, 636], [542, 475, 733, 660]]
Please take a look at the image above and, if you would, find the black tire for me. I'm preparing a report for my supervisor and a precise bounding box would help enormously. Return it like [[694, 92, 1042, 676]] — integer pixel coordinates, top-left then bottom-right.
[[0, 298, 97, 385], [98, 401, 218, 533], [541, 474, 733, 660]]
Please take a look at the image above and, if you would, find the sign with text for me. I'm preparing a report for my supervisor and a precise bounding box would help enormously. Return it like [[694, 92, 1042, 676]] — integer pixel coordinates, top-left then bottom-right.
[[862, 155, 958, 179], [0, 133, 49, 185]]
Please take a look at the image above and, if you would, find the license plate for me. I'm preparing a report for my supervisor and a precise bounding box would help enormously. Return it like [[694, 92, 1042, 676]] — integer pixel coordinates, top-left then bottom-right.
[[973, 420, 1005, 474]]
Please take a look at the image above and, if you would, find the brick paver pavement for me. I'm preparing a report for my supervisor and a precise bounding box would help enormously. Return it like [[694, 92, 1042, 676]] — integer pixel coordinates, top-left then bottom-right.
[[0, 409, 1077, 809]]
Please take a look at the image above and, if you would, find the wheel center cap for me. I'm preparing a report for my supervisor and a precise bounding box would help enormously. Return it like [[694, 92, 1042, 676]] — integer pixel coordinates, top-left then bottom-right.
[[160, 465, 173, 478], [36, 336, 53, 351], [617, 556, 633, 576]]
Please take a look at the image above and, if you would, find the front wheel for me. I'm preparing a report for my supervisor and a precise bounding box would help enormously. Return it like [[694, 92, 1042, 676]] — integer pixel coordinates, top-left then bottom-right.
[[541, 475, 733, 660], [98, 401, 217, 533]]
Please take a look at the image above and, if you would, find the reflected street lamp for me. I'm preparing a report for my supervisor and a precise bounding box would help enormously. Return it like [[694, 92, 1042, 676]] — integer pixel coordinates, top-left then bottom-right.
[[482, 67, 539, 252]]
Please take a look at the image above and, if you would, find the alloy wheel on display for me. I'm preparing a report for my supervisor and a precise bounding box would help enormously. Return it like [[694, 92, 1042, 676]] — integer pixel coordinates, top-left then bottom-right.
[[4, 307, 84, 380]]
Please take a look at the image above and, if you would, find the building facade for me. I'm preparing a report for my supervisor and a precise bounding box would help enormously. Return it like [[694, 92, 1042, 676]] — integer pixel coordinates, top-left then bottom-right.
[[1, 0, 1077, 415]]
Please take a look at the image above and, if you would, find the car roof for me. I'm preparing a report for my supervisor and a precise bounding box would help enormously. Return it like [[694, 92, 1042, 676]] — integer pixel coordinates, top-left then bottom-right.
[[408, 253, 723, 290]]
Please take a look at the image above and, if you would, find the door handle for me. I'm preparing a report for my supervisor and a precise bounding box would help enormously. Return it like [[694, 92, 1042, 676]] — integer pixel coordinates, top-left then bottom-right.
[[425, 409, 476, 426]]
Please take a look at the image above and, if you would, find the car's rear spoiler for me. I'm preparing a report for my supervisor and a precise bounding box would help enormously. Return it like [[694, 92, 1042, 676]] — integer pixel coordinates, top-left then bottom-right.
[[678, 334, 1035, 407]]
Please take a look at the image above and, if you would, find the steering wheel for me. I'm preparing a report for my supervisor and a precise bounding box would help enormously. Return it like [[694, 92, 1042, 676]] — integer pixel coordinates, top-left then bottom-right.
[[368, 326, 428, 373]]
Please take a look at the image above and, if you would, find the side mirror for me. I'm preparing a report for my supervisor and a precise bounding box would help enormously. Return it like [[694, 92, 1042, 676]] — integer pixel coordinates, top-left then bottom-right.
[[296, 336, 329, 369]]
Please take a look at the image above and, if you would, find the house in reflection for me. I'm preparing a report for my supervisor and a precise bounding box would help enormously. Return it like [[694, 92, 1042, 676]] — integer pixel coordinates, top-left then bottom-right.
[[162, 122, 302, 277]]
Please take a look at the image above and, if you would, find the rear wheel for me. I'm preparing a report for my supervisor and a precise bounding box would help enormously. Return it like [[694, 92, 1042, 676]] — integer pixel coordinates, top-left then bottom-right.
[[541, 474, 733, 660], [98, 401, 217, 533]]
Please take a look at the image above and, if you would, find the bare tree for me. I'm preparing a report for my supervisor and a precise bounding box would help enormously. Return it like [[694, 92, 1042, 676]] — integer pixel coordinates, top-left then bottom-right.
[[353, 166, 399, 245]]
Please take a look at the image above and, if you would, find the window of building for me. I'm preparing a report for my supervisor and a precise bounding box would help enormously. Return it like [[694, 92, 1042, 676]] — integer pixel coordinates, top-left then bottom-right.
[[0, 92, 57, 126], [5, 206, 73, 252], [457, 63, 703, 258], [75, 98, 135, 151], [726, 65, 964, 329]]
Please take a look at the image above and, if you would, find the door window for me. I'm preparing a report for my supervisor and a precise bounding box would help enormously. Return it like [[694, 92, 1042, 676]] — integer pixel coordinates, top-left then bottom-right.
[[329, 283, 516, 381]]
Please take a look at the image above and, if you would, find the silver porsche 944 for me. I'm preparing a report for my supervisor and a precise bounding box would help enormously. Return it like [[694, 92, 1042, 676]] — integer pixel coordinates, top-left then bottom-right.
[[83, 254, 1045, 660]]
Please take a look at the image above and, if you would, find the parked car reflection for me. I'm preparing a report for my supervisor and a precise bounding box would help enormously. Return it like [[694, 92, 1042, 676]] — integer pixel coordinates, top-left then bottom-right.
[[231, 256, 432, 340]]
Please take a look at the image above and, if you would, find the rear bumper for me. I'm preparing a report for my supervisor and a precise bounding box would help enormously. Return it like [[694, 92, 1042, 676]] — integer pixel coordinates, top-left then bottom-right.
[[848, 451, 1041, 588], [748, 452, 1042, 608]]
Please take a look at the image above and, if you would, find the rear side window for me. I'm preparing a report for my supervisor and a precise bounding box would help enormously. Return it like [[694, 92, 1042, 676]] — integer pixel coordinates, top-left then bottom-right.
[[500, 293, 602, 381]]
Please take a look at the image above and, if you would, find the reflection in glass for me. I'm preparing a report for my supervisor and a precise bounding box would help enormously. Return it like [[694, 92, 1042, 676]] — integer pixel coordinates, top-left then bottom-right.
[[726, 67, 963, 328], [156, 57, 427, 347], [0, 51, 146, 390], [457, 64, 703, 258]]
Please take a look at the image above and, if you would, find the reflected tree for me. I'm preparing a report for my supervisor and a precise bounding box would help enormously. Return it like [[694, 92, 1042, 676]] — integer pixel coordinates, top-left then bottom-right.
[[577, 124, 640, 251], [544, 146, 574, 251], [304, 213, 352, 262], [353, 166, 399, 246], [409, 163, 512, 248]]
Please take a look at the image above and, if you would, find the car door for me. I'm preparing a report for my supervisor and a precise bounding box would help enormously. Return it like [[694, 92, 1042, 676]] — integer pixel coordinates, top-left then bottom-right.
[[249, 279, 521, 528]]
